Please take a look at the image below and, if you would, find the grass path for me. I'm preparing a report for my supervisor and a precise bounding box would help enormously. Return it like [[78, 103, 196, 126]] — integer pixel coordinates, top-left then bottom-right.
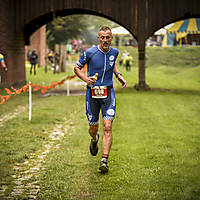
[[0, 96, 90, 199], [0, 105, 29, 127], [7, 120, 72, 199]]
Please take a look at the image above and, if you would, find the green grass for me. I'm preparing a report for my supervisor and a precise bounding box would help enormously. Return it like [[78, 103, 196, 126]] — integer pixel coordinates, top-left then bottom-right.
[[0, 46, 200, 199], [25, 57, 77, 86]]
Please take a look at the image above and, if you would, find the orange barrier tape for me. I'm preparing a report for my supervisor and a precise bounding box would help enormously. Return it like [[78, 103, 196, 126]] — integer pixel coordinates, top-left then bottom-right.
[[0, 65, 87, 104]]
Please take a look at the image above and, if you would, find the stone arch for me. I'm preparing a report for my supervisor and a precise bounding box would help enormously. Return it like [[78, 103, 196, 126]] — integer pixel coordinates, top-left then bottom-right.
[[23, 9, 137, 45], [1, 0, 200, 88]]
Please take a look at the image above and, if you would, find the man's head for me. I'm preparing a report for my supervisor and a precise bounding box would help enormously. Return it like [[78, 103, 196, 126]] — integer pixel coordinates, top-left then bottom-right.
[[98, 26, 113, 52]]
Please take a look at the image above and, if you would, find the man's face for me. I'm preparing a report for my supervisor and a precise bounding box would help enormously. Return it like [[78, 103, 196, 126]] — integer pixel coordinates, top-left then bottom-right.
[[98, 30, 113, 52]]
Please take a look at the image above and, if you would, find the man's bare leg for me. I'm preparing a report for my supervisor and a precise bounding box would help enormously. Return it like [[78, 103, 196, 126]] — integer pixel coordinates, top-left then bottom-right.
[[102, 120, 113, 155], [99, 119, 113, 173], [88, 124, 98, 140], [89, 124, 99, 156]]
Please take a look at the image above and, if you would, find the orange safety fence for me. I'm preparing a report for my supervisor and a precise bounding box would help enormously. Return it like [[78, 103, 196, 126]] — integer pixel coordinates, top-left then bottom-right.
[[0, 65, 87, 105]]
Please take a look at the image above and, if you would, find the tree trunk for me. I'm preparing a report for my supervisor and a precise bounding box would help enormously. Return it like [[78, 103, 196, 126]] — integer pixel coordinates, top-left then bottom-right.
[[54, 44, 66, 73]]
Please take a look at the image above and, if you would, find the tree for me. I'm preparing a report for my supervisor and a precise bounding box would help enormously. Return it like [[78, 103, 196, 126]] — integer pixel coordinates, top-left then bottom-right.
[[46, 15, 87, 49], [46, 14, 119, 49], [80, 15, 119, 45]]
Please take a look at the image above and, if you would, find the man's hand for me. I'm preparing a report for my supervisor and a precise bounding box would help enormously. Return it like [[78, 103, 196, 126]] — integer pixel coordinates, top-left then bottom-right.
[[74, 65, 98, 86], [118, 74, 127, 88], [85, 76, 97, 85]]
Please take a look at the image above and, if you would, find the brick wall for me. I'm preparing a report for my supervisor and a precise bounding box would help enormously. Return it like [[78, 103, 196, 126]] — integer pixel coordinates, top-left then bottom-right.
[[0, 3, 46, 87], [25, 26, 46, 66], [0, 1, 26, 86]]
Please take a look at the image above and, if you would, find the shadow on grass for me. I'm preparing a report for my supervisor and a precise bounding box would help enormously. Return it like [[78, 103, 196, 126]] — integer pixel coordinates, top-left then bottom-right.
[[116, 86, 200, 96]]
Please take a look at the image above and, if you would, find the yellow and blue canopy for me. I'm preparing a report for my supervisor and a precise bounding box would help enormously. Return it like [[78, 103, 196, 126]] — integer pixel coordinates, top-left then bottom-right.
[[167, 18, 200, 33], [167, 18, 200, 41]]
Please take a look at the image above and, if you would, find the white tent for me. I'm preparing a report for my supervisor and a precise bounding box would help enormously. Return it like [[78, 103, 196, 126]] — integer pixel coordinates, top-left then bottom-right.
[[154, 28, 167, 35], [111, 26, 130, 35], [154, 23, 174, 35]]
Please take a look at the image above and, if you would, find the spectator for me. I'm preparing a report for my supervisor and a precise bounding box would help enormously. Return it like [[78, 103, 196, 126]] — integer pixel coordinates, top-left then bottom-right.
[[72, 39, 78, 53], [66, 43, 72, 55], [66, 43, 72, 63], [30, 49, 38, 75], [0, 53, 8, 82], [47, 50, 55, 69], [119, 51, 128, 66], [27, 49, 31, 61], [123, 53, 133, 71]]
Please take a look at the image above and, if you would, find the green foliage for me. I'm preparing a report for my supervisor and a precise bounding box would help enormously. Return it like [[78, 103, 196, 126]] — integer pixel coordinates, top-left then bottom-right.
[[80, 15, 119, 45], [46, 14, 120, 48], [146, 46, 200, 68], [46, 15, 87, 49]]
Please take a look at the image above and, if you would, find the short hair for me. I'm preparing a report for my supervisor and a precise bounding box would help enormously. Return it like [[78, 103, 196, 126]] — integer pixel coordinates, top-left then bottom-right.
[[99, 26, 112, 34]]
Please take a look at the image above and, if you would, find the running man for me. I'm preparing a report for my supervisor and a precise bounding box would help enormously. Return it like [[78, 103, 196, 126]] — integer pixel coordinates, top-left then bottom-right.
[[74, 26, 126, 173]]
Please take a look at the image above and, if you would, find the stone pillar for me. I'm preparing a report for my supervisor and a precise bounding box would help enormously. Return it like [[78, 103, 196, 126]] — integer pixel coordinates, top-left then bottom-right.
[[5, 30, 26, 86], [134, 41, 150, 90], [0, 0, 9, 85], [0, 1, 26, 87], [134, 0, 150, 90]]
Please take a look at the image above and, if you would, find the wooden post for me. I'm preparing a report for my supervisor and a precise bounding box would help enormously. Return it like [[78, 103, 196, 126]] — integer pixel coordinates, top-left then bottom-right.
[[66, 80, 70, 96], [29, 82, 32, 121]]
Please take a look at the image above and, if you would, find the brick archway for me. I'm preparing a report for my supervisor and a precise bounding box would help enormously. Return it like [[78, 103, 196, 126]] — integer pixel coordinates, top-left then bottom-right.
[[0, 0, 200, 88]]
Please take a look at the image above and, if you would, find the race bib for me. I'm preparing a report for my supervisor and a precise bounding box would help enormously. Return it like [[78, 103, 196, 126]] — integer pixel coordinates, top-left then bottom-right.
[[91, 86, 107, 99]]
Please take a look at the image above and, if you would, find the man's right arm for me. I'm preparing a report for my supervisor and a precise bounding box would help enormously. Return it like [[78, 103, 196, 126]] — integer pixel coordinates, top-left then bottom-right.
[[74, 65, 96, 86]]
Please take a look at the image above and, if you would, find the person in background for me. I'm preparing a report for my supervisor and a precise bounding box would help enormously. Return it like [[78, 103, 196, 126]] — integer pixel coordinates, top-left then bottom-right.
[[123, 53, 133, 71], [0, 53, 8, 82], [27, 49, 31, 61], [119, 51, 128, 66], [47, 50, 55, 70], [30, 49, 38, 75], [66, 43, 72, 63]]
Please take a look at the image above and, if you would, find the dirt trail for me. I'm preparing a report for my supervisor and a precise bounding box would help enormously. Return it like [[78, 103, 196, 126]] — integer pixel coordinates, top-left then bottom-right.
[[0, 105, 29, 127], [0, 118, 73, 199]]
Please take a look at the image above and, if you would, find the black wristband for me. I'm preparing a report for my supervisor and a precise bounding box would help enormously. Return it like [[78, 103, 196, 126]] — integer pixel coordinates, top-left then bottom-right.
[[115, 72, 122, 78]]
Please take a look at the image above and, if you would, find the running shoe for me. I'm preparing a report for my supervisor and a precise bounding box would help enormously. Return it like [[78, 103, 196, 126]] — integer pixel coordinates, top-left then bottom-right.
[[98, 158, 109, 173], [89, 133, 99, 156]]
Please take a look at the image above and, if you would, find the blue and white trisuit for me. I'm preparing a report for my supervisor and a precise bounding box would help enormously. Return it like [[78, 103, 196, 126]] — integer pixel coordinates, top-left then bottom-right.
[[77, 45, 119, 125]]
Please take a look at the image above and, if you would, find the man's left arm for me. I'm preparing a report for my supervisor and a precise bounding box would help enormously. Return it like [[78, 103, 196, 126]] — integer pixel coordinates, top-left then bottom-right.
[[113, 64, 126, 88]]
